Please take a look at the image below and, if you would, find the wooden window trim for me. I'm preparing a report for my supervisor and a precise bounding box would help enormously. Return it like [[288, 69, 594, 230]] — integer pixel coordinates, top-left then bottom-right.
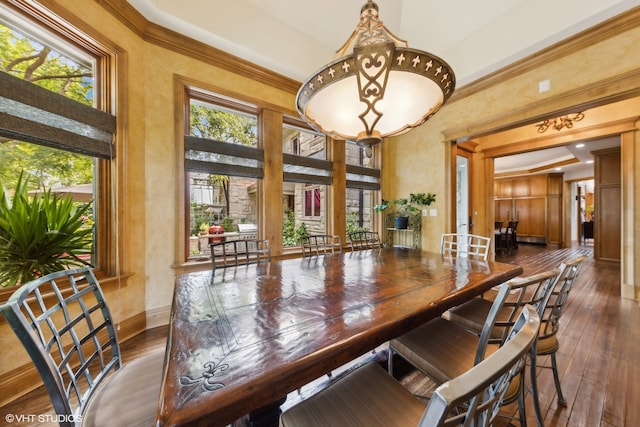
[[1, 1, 123, 302]]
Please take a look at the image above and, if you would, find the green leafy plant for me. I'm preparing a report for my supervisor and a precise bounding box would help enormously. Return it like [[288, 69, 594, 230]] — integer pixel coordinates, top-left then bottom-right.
[[198, 221, 209, 235], [374, 192, 436, 217], [282, 211, 310, 246], [294, 222, 308, 244], [221, 216, 236, 232], [346, 211, 368, 234], [0, 173, 93, 288], [283, 211, 297, 246]]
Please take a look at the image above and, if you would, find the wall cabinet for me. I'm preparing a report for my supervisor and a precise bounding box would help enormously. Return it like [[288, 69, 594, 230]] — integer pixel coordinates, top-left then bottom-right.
[[494, 174, 563, 245]]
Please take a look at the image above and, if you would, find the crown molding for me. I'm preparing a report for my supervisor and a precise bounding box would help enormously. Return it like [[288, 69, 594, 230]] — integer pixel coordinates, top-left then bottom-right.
[[451, 6, 640, 102], [94, 0, 301, 94], [9, 1, 639, 104]]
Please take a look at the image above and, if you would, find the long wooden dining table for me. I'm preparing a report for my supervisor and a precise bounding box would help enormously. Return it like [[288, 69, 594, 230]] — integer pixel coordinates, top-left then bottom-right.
[[156, 247, 523, 426]]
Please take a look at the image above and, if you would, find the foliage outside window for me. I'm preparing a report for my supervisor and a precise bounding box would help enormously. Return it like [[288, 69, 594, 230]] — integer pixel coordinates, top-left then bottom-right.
[[345, 141, 379, 233], [186, 94, 260, 259], [0, 10, 101, 287], [0, 173, 93, 287], [282, 122, 329, 246]]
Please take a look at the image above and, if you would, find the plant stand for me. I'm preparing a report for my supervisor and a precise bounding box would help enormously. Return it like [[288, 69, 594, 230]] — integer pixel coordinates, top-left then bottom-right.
[[384, 213, 421, 248]]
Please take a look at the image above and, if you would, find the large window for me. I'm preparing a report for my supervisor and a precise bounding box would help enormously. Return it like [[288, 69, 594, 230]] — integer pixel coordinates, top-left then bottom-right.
[[346, 141, 380, 234], [185, 91, 261, 259], [282, 120, 330, 246], [0, 4, 114, 288]]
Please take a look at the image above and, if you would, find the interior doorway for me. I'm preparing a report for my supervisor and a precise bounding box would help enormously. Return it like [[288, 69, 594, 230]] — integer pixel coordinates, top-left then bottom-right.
[[490, 138, 619, 249], [456, 155, 470, 235], [572, 179, 595, 245]]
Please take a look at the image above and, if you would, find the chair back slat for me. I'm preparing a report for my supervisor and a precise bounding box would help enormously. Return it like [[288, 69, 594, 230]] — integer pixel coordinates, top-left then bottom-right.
[[540, 256, 588, 338], [210, 239, 271, 269], [301, 235, 342, 257], [420, 305, 540, 427], [348, 231, 382, 250], [0, 267, 120, 424], [485, 268, 561, 348], [440, 233, 491, 261]]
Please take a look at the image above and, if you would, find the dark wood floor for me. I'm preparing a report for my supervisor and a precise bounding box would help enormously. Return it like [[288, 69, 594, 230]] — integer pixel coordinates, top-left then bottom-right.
[[3, 242, 638, 426]]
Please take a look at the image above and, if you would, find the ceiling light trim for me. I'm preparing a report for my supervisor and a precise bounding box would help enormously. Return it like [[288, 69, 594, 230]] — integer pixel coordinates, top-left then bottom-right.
[[296, 1, 455, 148]]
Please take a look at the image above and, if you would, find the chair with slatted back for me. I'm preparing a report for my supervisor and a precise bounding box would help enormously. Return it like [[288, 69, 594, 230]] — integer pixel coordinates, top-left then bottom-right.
[[0, 267, 164, 427], [279, 305, 540, 427], [301, 235, 342, 257], [440, 233, 491, 261], [348, 230, 383, 250], [391, 269, 560, 427], [210, 238, 271, 269], [536, 255, 587, 405], [446, 256, 588, 407]]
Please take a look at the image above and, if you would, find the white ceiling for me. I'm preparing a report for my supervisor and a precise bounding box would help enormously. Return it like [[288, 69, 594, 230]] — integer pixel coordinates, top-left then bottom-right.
[[127, 0, 632, 177], [127, 0, 639, 86], [493, 137, 620, 178]]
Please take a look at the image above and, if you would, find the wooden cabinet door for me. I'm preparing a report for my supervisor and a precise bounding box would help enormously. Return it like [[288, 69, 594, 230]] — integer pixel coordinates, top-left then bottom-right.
[[494, 199, 513, 222], [514, 198, 546, 242], [494, 179, 513, 198], [512, 177, 530, 197], [595, 147, 621, 262]]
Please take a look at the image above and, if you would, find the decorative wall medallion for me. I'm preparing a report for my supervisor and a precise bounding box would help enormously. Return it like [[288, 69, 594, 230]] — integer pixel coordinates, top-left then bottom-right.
[[536, 112, 585, 133]]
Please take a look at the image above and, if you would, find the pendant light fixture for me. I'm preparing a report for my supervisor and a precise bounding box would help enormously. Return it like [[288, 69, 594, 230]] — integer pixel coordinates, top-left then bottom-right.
[[296, 1, 456, 150]]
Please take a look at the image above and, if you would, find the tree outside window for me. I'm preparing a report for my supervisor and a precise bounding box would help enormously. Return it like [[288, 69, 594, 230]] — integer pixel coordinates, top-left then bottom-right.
[[0, 14, 100, 287], [186, 96, 260, 259]]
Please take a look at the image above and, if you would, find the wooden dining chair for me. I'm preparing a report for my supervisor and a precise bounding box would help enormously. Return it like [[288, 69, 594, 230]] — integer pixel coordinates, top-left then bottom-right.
[[279, 305, 540, 427], [440, 233, 491, 261], [0, 267, 164, 427], [508, 220, 519, 250], [301, 235, 342, 257], [391, 269, 560, 427], [348, 230, 383, 250]]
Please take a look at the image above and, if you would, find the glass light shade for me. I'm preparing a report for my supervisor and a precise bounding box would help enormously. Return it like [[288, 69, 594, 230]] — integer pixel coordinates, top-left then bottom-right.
[[296, 2, 455, 148]]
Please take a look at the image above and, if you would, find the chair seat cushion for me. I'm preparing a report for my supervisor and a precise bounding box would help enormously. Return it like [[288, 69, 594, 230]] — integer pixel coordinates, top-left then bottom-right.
[[390, 318, 498, 385], [82, 348, 165, 427], [280, 362, 425, 427], [536, 333, 559, 355], [445, 297, 510, 341]]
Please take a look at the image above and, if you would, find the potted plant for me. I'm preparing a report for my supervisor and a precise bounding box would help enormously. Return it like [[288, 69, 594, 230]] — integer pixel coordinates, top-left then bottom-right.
[[375, 192, 436, 229], [0, 172, 93, 288]]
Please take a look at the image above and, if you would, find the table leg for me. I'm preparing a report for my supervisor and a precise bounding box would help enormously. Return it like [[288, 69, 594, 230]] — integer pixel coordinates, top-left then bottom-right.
[[248, 396, 287, 427]]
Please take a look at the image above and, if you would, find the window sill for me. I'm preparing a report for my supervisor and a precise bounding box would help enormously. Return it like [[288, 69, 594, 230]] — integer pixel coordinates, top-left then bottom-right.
[[0, 271, 134, 316]]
